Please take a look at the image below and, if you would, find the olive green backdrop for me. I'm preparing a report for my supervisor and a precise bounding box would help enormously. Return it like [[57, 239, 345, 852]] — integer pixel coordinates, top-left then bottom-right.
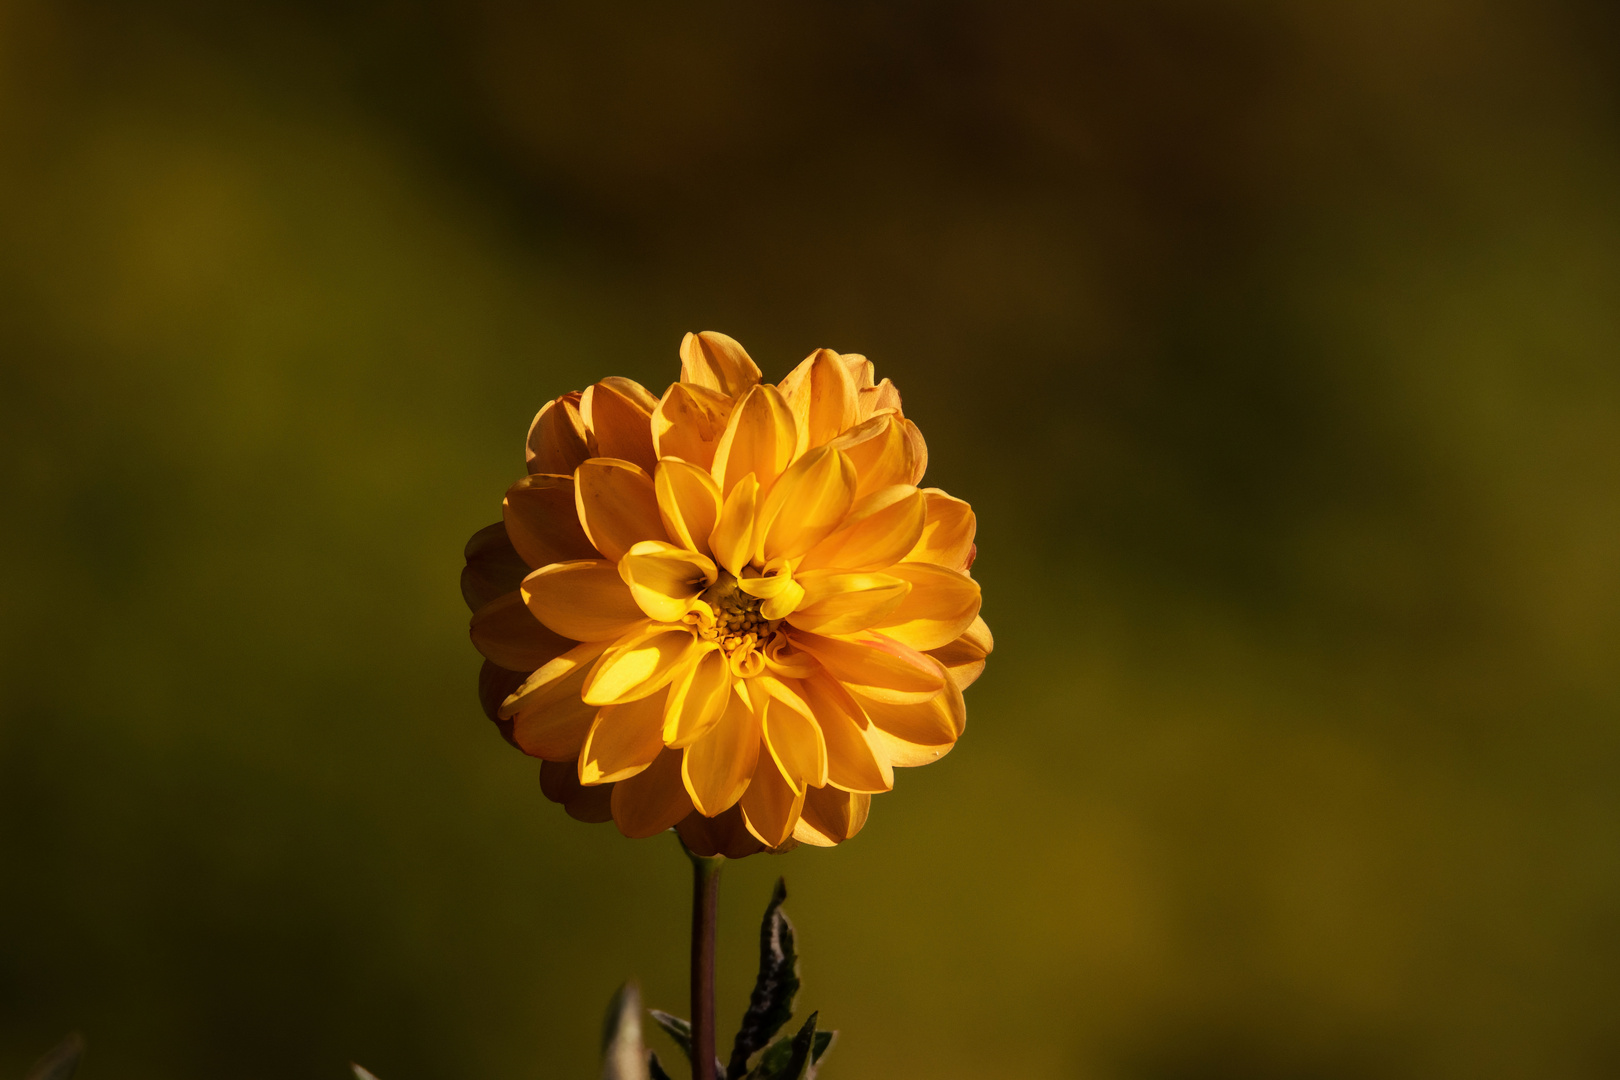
[[3, 2, 1619, 1077]]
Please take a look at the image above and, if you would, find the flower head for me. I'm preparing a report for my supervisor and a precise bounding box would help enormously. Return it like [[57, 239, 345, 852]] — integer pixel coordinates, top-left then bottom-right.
[[463, 333, 991, 856]]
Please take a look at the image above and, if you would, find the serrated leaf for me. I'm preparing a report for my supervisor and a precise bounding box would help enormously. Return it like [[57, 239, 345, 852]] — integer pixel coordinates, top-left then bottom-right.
[[648, 1051, 676, 1080], [727, 878, 800, 1078], [25, 1034, 83, 1080], [351, 1066, 381, 1080], [600, 981, 650, 1080]]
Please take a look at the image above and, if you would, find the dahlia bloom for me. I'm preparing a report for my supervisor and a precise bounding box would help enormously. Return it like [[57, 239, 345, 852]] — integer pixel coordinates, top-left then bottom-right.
[[462, 333, 991, 856]]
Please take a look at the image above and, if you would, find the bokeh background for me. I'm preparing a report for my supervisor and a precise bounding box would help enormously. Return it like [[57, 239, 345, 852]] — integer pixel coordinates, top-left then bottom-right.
[[3, 1, 1619, 1077]]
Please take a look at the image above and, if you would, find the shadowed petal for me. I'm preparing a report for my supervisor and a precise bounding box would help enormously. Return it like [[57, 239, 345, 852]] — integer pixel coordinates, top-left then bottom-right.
[[500, 639, 612, 760], [611, 748, 693, 838], [581, 377, 659, 474], [575, 458, 668, 562], [522, 560, 647, 641], [461, 522, 532, 612], [581, 687, 670, 784], [526, 393, 591, 476], [503, 474, 598, 569], [676, 804, 768, 858], [470, 590, 575, 672], [792, 787, 870, 846], [653, 383, 734, 469], [739, 753, 804, 849], [797, 485, 927, 573], [540, 759, 615, 823]]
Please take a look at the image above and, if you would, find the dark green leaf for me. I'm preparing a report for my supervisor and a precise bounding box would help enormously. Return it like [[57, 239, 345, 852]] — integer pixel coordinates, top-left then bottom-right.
[[747, 1013, 819, 1080], [648, 1010, 692, 1059], [727, 878, 800, 1078], [810, 1030, 835, 1070], [25, 1034, 83, 1080], [600, 981, 650, 1080], [647, 1051, 676, 1080]]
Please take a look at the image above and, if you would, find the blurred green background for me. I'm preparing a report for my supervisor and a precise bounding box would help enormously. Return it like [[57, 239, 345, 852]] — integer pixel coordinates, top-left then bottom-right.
[[3, 1, 1619, 1077]]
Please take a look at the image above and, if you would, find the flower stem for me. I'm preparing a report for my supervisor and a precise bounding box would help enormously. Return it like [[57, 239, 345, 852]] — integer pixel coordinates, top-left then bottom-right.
[[687, 846, 724, 1080]]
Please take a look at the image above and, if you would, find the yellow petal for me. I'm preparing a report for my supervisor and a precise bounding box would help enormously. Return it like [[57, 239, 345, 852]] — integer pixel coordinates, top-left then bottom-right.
[[503, 474, 598, 569], [800, 674, 892, 793], [925, 615, 993, 690], [778, 348, 859, 455], [855, 377, 903, 422], [756, 447, 857, 563], [904, 488, 976, 569], [580, 688, 669, 784], [827, 413, 914, 498], [680, 331, 763, 398], [855, 657, 965, 758], [501, 639, 611, 760], [711, 384, 796, 497], [574, 457, 668, 562], [902, 418, 928, 484], [739, 753, 804, 849], [654, 458, 722, 556], [681, 683, 760, 816], [582, 625, 701, 706], [758, 677, 829, 792], [663, 643, 731, 747], [792, 787, 870, 846], [525, 393, 591, 476], [797, 485, 927, 573], [789, 629, 945, 704], [841, 353, 875, 390], [762, 634, 821, 679], [610, 748, 693, 838], [461, 521, 531, 612], [618, 540, 718, 622], [707, 472, 758, 577], [785, 570, 911, 636], [580, 377, 659, 474], [470, 590, 575, 672], [652, 382, 734, 469], [870, 563, 981, 650], [539, 759, 614, 823], [521, 560, 647, 641]]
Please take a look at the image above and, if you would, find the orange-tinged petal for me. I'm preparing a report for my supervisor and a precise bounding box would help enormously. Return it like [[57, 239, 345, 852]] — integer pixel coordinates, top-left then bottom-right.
[[758, 678, 829, 792], [574, 457, 668, 562], [739, 753, 804, 849], [503, 474, 598, 569], [618, 541, 718, 622], [470, 590, 575, 672], [801, 675, 892, 793], [526, 393, 591, 476], [500, 639, 611, 760], [680, 331, 762, 398], [682, 683, 760, 816], [902, 417, 928, 484], [580, 688, 669, 784], [462, 522, 531, 612], [653, 383, 733, 469], [756, 447, 857, 562], [870, 563, 981, 650], [856, 377, 903, 422], [792, 787, 870, 846], [610, 748, 693, 838], [663, 643, 731, 747], [711, 384, 796, 497], [828, 413, 914, 498], [521, 560, 647, 641], [779, 348, 859, 455], [478, 659, 527, 731], [926, 615, 992, 689], [841, 353, 875, 391], [581, 377, 659, 474], [786, 570, 911, 636], [654, 458, 722, 556], [856, 657, 965, 749], [904, 488, 977, 569], [677, 805, 768, 858], [583, 625, 701, 705], [540, 759, 614, 823], [789, 629, 945, 704], [762, 634, 821, 679], [797, 485, 927, 573], [708, 472, 758, 577]]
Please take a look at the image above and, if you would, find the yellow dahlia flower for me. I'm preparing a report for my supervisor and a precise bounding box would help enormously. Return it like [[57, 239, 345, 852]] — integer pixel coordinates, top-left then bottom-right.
[[462, 332, 991, 856]]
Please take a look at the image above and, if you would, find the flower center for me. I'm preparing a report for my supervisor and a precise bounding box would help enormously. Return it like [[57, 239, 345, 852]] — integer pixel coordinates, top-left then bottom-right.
[[698, 571, 771, 650]]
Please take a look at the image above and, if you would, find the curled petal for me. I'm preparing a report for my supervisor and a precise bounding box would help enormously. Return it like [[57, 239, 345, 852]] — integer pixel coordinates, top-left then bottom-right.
[[841, 353, 875, 391], [739, 753, 804, 849], [583, 625, 701, 706], [580, 688, 669, 784], [575, 458, 668, 562], [462, 522, 533, 612], [522, 560, 647, 642], [682, 683, 760, 816], [677, 805, 769, 858], [470, 590, 575, 672], [680, 330, 762, 399], [855, 378, 902, 422], [500, 639, 612, 760], [757, 447, 858, 563], [778, 348, 859, 455], [786, 570, 911, 636], [526, 393, 591, 476], [762, 634, 821, 679], [758, 677, 829, 792], [926, 613, 993, 690], [654, 459, 722, 556], [789, 629, 945, 705], [902, 418, 928, 484], [663, 643, 732, 747], [540, 759, 614, 823], [711, 384, 796, 497], [797, 485, 927, 573], [708, 473, 758, 578], [828, 413, 914, 498], [870, 563, 982, 651], [738, 560, 804, 621], [610, 748, 693, 838], [905, 488, 975, 569], [581, 378, 659, 475], [792, 787, 870, 847], [801, 674, 892, 793], [503, 474, 598, 569], [653, 383, 734, 469], [618, 541, 718, 622]]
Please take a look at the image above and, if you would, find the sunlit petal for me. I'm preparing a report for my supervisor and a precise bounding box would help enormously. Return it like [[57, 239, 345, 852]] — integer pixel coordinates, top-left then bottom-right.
[[786, 570, 911, 636], [778, 348, 859, 456], [827, 413, 914, 498], [708, 472, 758, 578], [618, 540, 718, 622], [521, 560, 648, 642], [801, 674, 892, 793], [654, 458, 722, 556], [680, 330, 763, 399], [797, 485, 927, 573], [904, 488, 975, 569], [711, 384, 796, 497], [681, 683, 760, 816], [580, 377, 658, 474], [580, 688, 669, 784], [663, 643, 732, 747], [792, 787, 870, 846], [757, 677, 829, 792], [583, 625, 702, 706], [789, 629, 945, 704], [653, 382, 734, 469], [870, 563, 981, 650], [500, 639, 612, 761]]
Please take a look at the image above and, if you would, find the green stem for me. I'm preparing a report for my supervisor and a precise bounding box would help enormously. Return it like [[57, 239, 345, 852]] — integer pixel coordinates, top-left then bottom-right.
[[688, 847, 724, 1080]]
